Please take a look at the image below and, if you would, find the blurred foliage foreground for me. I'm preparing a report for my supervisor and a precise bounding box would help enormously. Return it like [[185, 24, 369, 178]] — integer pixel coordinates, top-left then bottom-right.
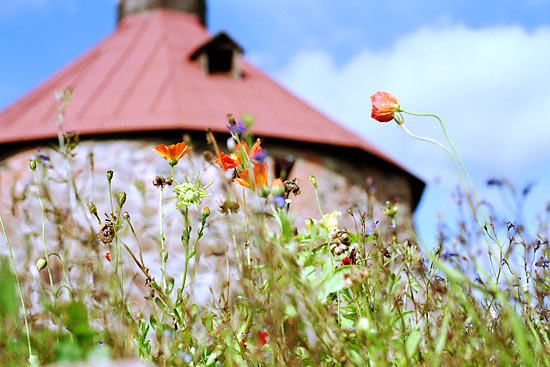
[[1, 91, 550, 366]]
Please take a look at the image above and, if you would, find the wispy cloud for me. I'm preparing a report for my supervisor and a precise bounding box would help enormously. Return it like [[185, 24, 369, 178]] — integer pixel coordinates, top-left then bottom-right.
[[275, 24, 550, 239]]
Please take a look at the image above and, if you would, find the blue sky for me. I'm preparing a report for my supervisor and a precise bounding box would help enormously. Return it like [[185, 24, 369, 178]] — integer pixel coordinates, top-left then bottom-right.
[[2, 0, 550, 245]]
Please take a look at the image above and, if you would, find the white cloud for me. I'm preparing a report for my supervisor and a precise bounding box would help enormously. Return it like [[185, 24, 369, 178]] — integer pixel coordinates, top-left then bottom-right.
[[275, 24, 550, 240]]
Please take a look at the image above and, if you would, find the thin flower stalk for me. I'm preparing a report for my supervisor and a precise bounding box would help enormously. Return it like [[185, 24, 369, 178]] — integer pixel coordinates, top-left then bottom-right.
[[0, 215, 34, 363], [397, 122, 507, 279], [159, 186, 168, 291], [32, 166, 56, 307], [401, 110, 495, 236], [242, 187, 251, 266], [181, 206, 191, 291]]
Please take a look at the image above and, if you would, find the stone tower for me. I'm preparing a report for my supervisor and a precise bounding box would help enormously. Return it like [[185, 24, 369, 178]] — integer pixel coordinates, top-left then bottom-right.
[[118, 0, 207, 25]]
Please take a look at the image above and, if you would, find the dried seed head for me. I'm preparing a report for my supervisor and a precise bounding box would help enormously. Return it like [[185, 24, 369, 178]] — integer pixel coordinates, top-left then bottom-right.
[[330, 230, 351, 255], [219, 199, 239, 214], [284, 178, 301, 198], [226, 113, 237, 126], [203, 151, 215, 163], [97, 219, 115, 244], [153, 176, 173, 188]]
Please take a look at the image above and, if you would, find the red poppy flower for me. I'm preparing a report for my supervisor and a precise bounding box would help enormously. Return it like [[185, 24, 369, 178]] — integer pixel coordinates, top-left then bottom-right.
[[257, 330, 269, 346], [154, 142, 191, 166], [370, 92, 400, 122], [105, 251, 111, 262], [215, 151, 238, 170], [239, 336, 247, 349]]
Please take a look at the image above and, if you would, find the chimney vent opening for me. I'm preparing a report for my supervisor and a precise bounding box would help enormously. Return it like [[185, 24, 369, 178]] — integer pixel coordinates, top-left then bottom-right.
[[190, 32, 244, 78]]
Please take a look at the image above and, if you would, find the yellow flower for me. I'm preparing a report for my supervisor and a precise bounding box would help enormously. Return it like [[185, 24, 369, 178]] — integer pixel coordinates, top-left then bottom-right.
[[305, 211, 341, 233]]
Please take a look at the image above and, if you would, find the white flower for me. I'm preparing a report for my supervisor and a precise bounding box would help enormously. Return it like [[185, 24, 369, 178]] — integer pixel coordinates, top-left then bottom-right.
[[172, 173, 212, 209]]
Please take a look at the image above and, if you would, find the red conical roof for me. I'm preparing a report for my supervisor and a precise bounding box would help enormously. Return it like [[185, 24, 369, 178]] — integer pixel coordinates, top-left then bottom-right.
[[0, 9, 423, 203]]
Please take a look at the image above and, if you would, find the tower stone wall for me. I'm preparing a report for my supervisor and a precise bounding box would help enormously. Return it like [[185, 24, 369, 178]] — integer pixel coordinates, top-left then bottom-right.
[[118, 0, 207, 25]]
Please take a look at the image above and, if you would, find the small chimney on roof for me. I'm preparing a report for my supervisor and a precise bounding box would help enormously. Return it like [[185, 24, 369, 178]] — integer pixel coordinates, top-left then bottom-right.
[[118, 0, 207, 26]]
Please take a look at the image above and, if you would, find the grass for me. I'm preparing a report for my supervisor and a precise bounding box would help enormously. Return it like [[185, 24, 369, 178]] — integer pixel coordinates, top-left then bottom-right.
[[1, 93, 549, 366]]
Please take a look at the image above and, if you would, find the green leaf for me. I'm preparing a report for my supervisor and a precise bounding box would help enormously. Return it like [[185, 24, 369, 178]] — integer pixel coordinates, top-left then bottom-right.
[[28, 354, 40, 367], [507, 308, 535, 367], [316, 266, 346, 303], [405, 328, 422, 359], [202, 312, 216, 333], [0, 257, 17, 319]]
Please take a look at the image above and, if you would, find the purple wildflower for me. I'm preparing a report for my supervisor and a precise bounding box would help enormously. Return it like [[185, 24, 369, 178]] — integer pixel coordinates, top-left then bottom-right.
[[364, 220, 379, 236], [271, 195, 285, 208], [535, 257, 550, 269], [228, 120, 248, 137], [251, 149, 267, 163]]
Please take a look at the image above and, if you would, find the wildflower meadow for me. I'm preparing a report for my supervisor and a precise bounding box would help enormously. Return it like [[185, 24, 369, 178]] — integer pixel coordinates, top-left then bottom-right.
[[1, 89, 549, 366]]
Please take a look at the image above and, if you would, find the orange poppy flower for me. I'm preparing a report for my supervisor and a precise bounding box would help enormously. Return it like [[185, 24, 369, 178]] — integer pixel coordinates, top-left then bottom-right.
[[234, 168, 251, 188], [154, 142, 191, 166], [253, 162, 268, 188], [234, 162, 268, 190], [215, 151, 238, 170], [235, 138, 262, 162], [370, 91, 400, 122]]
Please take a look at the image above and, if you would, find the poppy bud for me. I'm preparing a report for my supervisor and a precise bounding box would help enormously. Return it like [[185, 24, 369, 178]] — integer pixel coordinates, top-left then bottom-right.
[[29, 159, 37, 171], [118, 191, 127, 208], [201, 206, 210, 220], [258, 185, 271, 198], [36, 257, 47, 271], [106, 170, 114, 182], [88, 202, 97, 216], [271, 178, 285, 197], [310, 175, 317, 187], [383, 201, 399, 217]]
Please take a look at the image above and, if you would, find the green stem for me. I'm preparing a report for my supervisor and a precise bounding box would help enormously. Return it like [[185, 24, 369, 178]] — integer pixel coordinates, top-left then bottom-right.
[[0, 216, 33, 359], [398, 123, 494, 256], [182, 207, 190, 291], [159, 187, 167, 291], [310, 176, 328, 234], [401, 111, 492, 231], [242, 187, 251, 266], [33, 169, 56, 307], [48, 253, 70, 294], [115, 206, 124, 300]]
